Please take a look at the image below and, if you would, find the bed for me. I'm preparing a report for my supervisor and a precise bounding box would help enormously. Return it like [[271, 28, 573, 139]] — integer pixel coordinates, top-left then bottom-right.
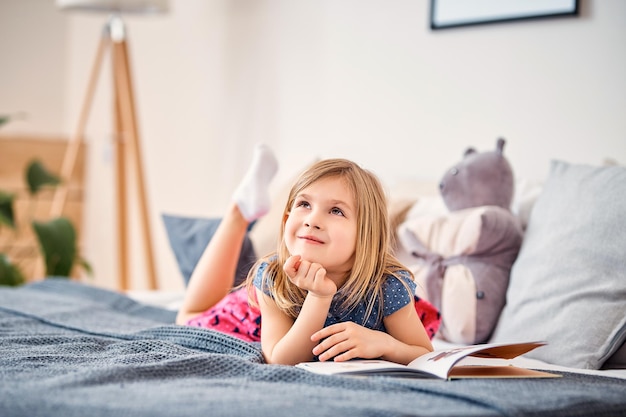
[[2, 159, 625, 416], [1, 279, 625, 417]]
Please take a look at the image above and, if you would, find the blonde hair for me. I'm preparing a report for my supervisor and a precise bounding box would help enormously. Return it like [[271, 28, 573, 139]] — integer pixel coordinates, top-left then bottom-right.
[[247, 158, 411, 325]]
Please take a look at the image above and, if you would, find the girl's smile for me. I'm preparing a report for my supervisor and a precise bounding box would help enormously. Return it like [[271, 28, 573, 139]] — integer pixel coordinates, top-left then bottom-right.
[[298, 234, 324, 244]]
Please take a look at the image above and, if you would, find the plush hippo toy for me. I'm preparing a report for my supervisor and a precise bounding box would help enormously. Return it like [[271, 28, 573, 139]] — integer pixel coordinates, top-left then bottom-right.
[[398, 138, 523, 344]]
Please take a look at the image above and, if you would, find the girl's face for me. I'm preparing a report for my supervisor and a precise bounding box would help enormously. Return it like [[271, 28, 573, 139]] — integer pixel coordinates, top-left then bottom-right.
[[284, 177, 357, 282]]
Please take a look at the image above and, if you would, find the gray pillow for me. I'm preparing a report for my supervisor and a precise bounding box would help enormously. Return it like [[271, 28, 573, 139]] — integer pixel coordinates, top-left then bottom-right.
[[490, 160, 626, 369], [162, 214, 257, 288]]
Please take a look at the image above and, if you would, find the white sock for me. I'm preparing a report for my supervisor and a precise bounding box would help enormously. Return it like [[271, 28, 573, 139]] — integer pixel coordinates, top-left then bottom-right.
[[233, 144, 279, 222]]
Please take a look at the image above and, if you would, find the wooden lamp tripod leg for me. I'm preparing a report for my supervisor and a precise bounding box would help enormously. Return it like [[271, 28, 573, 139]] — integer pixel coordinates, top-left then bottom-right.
[[111, 31, 158, 291], [51, 33, 108, 218], [112, 51, 130, 291]]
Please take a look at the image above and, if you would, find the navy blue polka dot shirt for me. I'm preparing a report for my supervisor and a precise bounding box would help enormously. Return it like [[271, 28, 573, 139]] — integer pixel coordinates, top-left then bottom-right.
[[253, 261, 415, 332]]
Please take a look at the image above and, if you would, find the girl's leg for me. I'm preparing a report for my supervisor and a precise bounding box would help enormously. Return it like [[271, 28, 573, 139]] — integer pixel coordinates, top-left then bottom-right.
[[176, 145, 277, 325]]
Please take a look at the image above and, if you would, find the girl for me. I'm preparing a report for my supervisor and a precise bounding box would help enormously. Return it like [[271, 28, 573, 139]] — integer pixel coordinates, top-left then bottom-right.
[[176, 145, 439, 366]]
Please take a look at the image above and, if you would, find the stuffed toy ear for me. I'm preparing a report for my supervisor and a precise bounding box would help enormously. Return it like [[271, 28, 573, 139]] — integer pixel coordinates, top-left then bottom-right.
[[496, 137, 505, 154], [463, 147, 477, 157], [440, 138, 515, 212]]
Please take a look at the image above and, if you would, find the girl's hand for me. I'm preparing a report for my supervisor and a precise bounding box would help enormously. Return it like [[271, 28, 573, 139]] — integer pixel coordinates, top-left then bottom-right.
[[310, 322, 391, 362], [283, 255, 337, 298]]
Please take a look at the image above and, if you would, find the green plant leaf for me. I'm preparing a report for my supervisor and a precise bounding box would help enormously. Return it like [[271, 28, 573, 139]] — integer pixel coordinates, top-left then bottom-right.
[[0, 112, 27, 128], [77, 257, 93, 277], [32, 217, 76, 277], [0, 191, 16, 229], [0, 115, 11, 127], [0, 253, 25, 286], [26, 160, 61, 195]]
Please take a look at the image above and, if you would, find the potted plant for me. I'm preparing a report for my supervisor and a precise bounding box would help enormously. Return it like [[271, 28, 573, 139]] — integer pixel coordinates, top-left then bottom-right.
[[0, 115, 90, 286]]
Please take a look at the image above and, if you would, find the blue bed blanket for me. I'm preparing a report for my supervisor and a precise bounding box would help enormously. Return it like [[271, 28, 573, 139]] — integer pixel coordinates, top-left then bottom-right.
[[1, 279, 625, 417]]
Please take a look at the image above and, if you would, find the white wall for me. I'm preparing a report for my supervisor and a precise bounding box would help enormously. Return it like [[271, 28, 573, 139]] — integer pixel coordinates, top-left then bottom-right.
[[1, 0, 625, 291], [0, 0, 67, 133]]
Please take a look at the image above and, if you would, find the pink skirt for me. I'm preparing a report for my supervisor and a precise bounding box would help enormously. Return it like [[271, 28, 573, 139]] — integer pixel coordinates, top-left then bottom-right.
[[186, 287, 262, 342]]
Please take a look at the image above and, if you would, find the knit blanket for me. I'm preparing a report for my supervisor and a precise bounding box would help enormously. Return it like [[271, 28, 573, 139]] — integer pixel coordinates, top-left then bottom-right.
[[1, 279, 625, 417]]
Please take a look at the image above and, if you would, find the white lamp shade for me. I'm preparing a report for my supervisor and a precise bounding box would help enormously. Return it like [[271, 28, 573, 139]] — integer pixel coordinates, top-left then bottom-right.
[[57, 0, 168, 14]]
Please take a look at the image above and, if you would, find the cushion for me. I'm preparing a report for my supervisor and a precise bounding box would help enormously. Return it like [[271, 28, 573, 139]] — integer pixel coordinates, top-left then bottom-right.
[[490, 160, 626, 369], [162, 214, 257, 288], [397, 205, 523, 344]]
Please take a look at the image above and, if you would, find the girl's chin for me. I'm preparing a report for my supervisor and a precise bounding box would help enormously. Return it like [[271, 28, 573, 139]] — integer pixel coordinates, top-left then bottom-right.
[[292, 252, 326, 267], [296, 253, 322, 264]]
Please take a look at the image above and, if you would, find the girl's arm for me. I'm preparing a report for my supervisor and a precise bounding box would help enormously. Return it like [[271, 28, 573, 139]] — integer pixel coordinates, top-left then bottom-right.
[[378, 303, 434, 363], [257, 255, 338, 365], [256, 288, 333, 365], [311, 303, 433, 365]]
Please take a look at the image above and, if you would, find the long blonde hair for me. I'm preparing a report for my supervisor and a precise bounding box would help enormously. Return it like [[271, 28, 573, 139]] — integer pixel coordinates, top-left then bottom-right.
[[247, 158, 411, 325]]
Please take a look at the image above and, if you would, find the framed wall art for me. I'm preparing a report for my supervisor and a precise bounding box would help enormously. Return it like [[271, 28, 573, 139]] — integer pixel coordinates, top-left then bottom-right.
[[430, 0, 579, 30]]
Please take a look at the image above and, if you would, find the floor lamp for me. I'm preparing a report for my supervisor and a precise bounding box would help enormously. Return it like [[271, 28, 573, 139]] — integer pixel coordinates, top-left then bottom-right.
[[54, 0, 168, 290]]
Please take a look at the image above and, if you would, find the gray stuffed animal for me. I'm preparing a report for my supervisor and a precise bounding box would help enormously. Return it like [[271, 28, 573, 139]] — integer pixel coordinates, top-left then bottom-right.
[[398, 138, 523, 344]]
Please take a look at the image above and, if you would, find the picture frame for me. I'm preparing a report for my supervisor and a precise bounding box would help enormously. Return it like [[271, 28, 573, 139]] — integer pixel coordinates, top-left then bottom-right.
[[430, 0, 579, 30]]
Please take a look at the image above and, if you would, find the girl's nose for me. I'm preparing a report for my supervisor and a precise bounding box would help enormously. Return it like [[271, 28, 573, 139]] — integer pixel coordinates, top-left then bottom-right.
[[304, 211, 322, 229], [304, 220, 321, 230]]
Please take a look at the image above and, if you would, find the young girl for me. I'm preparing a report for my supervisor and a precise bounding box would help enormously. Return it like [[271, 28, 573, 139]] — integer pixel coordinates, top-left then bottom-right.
[[176, 145, 439, 366]]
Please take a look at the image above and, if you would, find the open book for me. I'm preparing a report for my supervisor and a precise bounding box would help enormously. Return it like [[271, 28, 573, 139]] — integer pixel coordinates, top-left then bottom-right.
[[296, 341, 560, 380]]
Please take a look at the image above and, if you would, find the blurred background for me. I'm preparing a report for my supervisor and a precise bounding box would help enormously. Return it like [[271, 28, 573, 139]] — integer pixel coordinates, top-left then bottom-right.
[[0, 0, 624, 291]]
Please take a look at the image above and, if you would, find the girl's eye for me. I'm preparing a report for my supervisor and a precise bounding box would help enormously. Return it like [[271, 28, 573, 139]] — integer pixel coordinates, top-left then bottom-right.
[[295, 200, 310, 209], [330, 207, 345, 217]]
